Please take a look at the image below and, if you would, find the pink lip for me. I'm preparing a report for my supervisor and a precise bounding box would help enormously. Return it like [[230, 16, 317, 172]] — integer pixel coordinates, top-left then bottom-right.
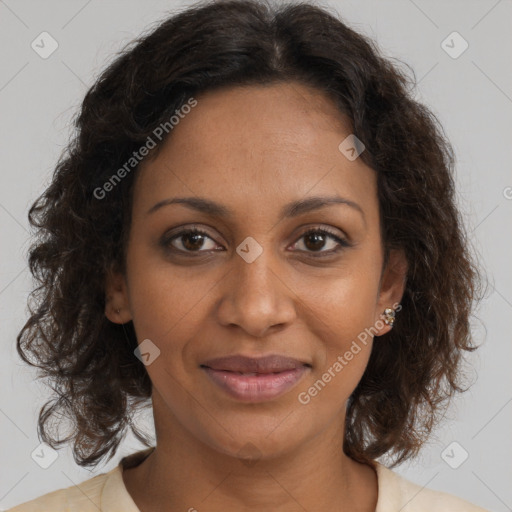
[[202, 366, 309, 402], [200, 354, 311, 402]]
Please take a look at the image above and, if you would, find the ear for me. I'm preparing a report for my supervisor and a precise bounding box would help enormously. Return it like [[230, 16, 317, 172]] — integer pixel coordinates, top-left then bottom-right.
[[104, 265, 132, 324], [374, 248, 408, 337]]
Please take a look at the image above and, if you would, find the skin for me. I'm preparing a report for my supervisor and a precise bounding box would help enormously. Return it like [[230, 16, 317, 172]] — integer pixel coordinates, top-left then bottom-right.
[[105, 81, 407, 512]]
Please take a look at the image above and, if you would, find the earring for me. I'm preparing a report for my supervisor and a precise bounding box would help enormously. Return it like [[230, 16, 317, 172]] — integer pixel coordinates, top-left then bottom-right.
[[382, 307, 396, 327], [115, 308, 121, 315]]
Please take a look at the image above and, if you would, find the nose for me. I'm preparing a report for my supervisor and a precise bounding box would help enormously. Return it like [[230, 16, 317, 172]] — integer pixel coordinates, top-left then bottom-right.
[[215, 244, 297, 338]]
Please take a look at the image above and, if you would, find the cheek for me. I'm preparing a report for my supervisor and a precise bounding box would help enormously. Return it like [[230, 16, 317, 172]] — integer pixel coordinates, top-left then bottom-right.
[[293, 281, 377, 413], [291, 259, 381, 392], [297, 263, 381, 343], [125, 242, 219, 350]]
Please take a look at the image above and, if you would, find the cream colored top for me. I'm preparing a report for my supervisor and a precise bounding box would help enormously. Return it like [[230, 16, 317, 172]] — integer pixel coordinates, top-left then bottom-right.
[[7, 447, 489, 511]]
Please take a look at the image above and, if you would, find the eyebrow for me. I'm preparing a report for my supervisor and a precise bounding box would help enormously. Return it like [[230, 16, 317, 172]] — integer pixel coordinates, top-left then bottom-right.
[[146, 195, 366, 224]]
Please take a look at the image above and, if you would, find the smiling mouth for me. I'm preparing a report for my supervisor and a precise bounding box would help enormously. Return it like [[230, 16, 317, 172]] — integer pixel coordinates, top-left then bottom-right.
[[199, 354, 311, 402]]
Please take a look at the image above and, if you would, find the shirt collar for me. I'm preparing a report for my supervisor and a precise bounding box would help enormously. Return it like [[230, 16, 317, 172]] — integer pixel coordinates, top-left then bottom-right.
[[100, 447, 155, 511]]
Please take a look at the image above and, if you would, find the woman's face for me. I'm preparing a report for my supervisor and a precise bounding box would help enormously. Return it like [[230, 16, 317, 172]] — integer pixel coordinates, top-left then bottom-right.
[[106, 81, 406, 461]]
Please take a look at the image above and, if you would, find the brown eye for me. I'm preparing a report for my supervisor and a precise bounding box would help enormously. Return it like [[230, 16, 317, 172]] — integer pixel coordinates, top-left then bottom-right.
[[291, 228, 350, 256], [164, 228, 220, 253], [303, 231, 329, 251]]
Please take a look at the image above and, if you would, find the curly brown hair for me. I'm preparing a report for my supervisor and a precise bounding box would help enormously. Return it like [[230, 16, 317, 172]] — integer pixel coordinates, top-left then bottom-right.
[[17, 0, 485, 469]]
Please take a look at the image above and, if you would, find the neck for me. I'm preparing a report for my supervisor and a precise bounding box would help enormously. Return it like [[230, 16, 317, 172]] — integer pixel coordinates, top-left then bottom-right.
[[122, 393, 378, 512]]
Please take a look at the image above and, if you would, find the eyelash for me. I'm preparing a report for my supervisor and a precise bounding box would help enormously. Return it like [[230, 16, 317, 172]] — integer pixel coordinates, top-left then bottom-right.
[[162, 226, 351, 258]]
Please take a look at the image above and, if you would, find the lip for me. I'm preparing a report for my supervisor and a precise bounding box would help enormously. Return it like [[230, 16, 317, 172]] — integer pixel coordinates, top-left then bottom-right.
[[200, 354, 311, 402]]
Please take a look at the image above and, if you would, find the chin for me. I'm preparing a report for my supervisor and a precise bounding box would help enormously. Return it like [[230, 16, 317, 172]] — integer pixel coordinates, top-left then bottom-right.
[[191, 412, 312, 464]]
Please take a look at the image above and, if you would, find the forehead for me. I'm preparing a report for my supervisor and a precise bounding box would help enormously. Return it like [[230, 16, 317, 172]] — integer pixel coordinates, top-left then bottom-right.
[[133, 82, 377, 222]]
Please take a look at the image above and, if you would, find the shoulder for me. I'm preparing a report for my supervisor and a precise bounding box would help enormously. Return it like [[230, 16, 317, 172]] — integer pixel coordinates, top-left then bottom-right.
[[6, 468, 115, 512], [374, 462, 490, 512], [6, 448, 154, 512]]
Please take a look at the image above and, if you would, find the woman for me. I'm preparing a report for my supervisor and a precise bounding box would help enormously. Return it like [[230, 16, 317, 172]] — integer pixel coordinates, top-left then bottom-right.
[[10, 0, 488, 510]]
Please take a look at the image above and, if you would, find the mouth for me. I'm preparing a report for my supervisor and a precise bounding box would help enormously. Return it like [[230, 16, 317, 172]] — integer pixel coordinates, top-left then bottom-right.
[[200, 354, 311, 402]]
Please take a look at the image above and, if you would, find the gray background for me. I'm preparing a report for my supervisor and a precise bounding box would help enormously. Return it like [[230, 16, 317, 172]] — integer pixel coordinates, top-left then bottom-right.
[[0, 0, 511, 510]]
